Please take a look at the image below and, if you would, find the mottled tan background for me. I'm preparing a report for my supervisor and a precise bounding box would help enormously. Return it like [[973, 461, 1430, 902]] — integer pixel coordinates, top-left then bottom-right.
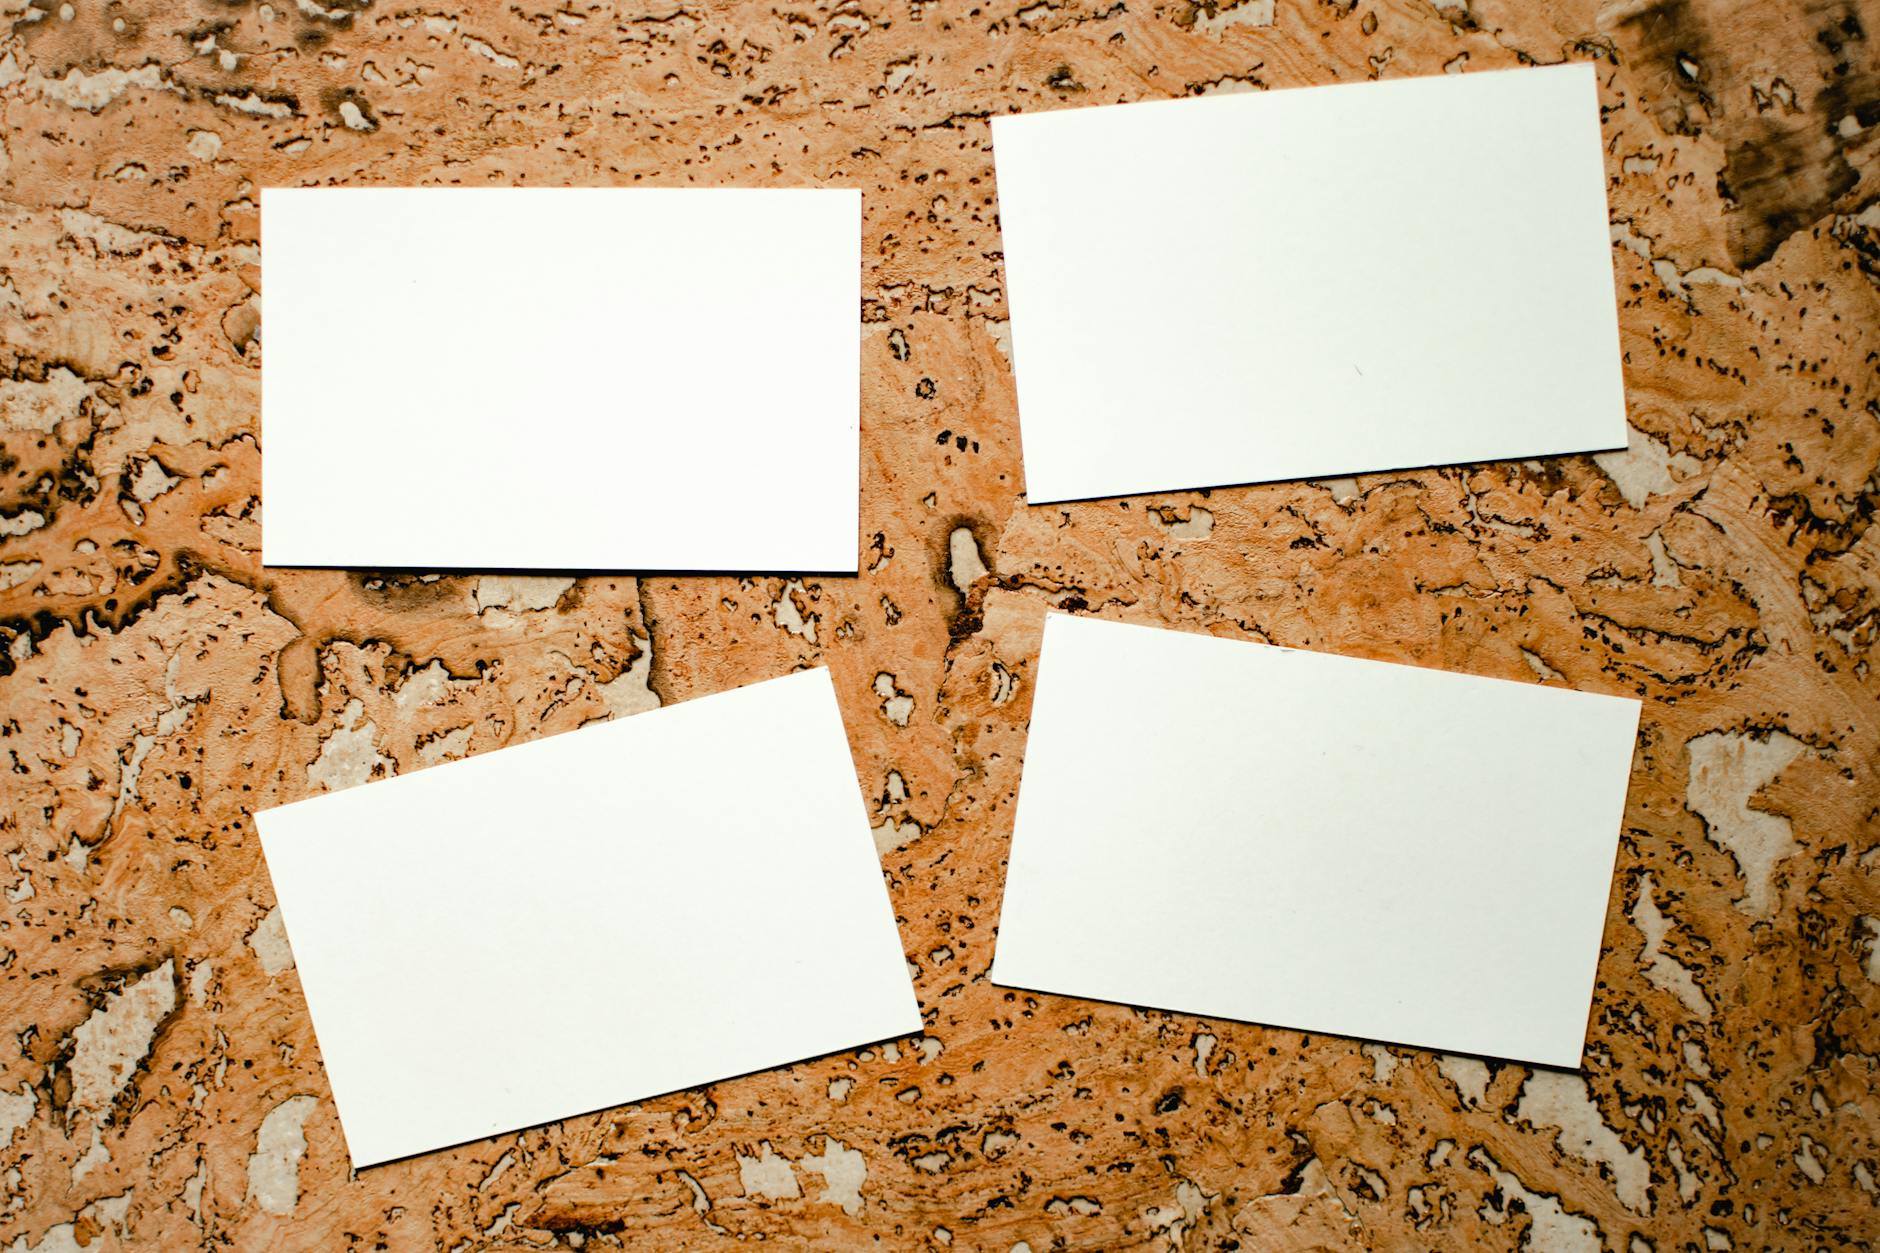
[[1, 0, 1877, 1248]]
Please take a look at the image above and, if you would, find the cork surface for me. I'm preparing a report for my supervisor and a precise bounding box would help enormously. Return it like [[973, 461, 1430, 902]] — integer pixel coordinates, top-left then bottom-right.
[[2, 0, 1878, 1248]]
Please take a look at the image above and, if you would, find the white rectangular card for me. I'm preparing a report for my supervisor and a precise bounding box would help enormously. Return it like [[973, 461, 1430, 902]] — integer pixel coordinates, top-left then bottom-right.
[[261, 187, 860, 571], [991, 64, 1626, 503], [257, 668, 919, 1167], [991, 614, 1640, 1067]]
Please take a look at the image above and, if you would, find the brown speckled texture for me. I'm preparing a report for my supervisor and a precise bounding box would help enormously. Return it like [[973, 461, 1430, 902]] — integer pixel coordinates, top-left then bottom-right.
[[2, 0, 1878, 1248]]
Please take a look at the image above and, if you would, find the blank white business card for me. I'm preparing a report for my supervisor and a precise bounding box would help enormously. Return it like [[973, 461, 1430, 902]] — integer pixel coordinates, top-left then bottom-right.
[[257, 668, 919, 1168], [991, 615, 1640, 1067], [261, 187, 860, 571], [991, 64, 1626, 503]]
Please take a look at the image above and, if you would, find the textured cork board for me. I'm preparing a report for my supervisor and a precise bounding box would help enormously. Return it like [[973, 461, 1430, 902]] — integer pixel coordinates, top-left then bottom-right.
[[1, 0, 1877, 1250]]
